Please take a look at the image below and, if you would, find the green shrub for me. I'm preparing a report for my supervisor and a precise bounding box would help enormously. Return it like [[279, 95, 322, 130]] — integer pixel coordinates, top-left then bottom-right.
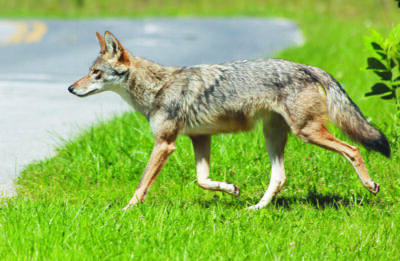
[[364, 25, 400, 110]]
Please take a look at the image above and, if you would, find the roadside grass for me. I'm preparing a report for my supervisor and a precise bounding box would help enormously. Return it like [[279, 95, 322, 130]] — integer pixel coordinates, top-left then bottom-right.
[[1, 0, 400, 260], [4, 114, 400, 260], [0, 0, 398, 21]]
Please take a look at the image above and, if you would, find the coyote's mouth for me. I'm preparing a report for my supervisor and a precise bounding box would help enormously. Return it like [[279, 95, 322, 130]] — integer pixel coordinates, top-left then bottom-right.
[[75, 89, 99, 97]]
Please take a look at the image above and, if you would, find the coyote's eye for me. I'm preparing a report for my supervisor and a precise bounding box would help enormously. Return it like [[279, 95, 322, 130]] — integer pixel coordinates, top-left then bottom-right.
[[92, 69, 102, 80]]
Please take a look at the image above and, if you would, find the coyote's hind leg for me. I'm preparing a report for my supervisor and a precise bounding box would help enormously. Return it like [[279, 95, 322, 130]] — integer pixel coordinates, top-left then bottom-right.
[[295, 122, 380, 195], [191, 135, 240, 196], [248, 114, 289, 210]]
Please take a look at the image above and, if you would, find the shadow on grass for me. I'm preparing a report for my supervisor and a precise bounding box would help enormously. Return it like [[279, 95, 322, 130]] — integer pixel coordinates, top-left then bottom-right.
[[193, 190, 372, 210], [273, 191, 367, 210]]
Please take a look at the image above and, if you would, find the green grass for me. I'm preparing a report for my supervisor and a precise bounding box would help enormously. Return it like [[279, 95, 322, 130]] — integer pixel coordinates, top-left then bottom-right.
[[2, 0, 400, 260], [0, 0, 398, 20]]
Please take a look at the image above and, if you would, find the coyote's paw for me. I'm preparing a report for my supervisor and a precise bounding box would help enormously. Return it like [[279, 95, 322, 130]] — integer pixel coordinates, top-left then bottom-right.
[[368, 181, 380, 195], [247, 204, 262, 211], [122, 204, 133, 211], [228, 184, 240, 197], [122, 197, 141, 210]]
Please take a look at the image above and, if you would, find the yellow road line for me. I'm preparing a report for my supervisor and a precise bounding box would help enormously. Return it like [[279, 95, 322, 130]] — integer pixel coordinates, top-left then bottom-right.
[[1, 22, 29, 45], [0, 21, 48, 46], [25, 22, 48, 43]]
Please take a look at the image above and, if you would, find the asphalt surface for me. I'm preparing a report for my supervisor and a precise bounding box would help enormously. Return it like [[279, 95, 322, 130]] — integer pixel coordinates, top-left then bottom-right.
[[0, 18, 303, 196]]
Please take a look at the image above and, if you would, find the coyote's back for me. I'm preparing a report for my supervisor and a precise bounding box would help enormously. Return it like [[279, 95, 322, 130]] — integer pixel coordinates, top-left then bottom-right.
[[161, 58, 390, 158]]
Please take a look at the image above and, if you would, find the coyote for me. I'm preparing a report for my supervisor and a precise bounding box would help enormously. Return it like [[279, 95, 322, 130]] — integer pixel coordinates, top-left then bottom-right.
[[68, 31, 390, 210]]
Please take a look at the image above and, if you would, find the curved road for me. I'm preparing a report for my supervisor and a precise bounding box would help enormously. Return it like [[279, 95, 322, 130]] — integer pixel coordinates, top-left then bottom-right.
[[0, 18, 303, 196]]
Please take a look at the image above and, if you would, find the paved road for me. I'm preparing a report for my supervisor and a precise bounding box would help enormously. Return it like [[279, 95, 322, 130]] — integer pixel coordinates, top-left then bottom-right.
[[0, 18, 303, 196]]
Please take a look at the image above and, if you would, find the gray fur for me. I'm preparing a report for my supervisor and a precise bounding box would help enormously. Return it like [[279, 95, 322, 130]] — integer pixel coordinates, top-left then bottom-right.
[[145, 58, 389, 157]]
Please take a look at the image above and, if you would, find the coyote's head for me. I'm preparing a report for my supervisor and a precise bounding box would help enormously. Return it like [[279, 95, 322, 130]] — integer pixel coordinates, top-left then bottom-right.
[[68, 31, 130, 97]]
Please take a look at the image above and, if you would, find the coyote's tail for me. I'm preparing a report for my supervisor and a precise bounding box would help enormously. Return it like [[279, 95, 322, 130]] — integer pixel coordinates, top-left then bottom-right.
[[320, 73, 391, 158]]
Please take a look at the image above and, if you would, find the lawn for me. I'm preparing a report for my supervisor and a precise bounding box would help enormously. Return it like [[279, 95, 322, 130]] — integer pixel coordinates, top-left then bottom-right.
[[1, 0, 400, 260]]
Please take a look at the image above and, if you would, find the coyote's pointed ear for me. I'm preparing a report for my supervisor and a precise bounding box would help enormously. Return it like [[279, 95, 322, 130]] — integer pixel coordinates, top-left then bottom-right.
[[104, 31, 129, 64], [96, 32, 106, 54], [104, 31, 124, 56]]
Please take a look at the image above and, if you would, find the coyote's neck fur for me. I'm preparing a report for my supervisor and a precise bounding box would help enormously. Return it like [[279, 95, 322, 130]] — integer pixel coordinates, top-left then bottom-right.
[[114, 56, 178, 117]]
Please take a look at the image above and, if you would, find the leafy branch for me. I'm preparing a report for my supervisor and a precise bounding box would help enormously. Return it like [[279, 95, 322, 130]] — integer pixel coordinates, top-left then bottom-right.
[[364, 25, 400, 111]]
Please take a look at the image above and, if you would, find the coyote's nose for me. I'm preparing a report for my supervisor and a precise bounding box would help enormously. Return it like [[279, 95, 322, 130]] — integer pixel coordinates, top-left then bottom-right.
[[68, 85, 75, 93]]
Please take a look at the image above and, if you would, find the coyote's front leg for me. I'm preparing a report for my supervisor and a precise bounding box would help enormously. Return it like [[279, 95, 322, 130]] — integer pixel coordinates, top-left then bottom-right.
[[123, 136, 176, 210]]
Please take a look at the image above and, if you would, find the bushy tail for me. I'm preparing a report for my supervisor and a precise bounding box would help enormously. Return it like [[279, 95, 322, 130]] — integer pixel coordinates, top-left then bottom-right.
[[322, 73, 391, 158]]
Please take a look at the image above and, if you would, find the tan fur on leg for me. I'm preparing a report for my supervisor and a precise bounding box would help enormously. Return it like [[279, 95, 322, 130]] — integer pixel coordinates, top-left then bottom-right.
[[123, 139, 176, 210], [296, 124, 379, 194]]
